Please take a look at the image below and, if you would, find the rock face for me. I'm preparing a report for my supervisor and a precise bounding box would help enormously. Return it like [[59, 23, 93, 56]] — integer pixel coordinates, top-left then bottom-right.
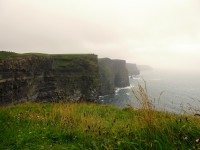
[[126, 63, 140, 75], [0, 52, 131, 104], [0, 53, 99, 104], [51, 54, 99, 102], [98, 58, 130, 95]]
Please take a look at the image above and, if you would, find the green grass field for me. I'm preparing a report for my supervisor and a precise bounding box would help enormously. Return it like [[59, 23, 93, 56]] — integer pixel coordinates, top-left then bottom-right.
[[0, 102, 200, 150]]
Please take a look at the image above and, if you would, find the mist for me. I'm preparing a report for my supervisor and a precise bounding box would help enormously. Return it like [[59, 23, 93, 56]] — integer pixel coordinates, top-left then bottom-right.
[[1, 0, 200, 71]]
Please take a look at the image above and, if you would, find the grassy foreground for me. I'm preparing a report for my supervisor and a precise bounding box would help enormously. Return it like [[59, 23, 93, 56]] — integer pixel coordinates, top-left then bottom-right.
[[0, 102, 200, 150]]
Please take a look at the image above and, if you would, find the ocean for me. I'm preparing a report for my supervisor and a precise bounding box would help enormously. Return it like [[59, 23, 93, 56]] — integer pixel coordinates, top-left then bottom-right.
[[99, 69, 200, 114]]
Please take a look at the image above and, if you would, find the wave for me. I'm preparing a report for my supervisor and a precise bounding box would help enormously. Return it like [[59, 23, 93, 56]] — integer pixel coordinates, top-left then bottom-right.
[[98, 95, 109, 98], [130, 77, 142, 80], [115, 86, 133, 94]]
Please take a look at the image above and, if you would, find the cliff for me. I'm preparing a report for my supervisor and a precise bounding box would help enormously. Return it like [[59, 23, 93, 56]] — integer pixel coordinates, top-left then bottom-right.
[[0, 52, 99, 104], [98, 58, 130, 95], [51, 54, 99, 102], [126, 63, 140, 75]]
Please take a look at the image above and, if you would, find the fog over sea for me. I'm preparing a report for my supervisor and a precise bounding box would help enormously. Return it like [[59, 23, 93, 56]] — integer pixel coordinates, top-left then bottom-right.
[[99, 69, 200, 114]]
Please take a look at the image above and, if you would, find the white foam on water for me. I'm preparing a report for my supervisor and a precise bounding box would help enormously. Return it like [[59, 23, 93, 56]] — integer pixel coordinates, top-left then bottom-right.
[[99, 95, 109, 99], [115, 88, 120, 93], [119, 86, 131, 90], [132, 77, 141, 80], [115, 86, 132, 95]]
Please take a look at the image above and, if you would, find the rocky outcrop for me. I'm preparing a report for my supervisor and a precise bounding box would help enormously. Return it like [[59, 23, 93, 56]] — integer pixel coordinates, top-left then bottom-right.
[[0, 55, 54, 104], [51, 54, 99, 102], [126, 63, 140, 75], [98, 58, 130, 95], [0, 53, 99, 104]]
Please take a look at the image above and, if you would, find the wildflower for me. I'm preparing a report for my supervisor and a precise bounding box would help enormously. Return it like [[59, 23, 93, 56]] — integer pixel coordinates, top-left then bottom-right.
[[195, 138, 200, 143]]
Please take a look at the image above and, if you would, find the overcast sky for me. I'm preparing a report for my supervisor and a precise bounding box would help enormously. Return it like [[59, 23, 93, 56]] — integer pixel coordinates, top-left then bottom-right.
[[0, 0, 200, 70]]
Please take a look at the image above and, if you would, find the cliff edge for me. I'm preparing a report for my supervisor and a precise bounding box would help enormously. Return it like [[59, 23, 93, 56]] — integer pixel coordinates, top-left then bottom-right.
[[0, 52, 99, 104]]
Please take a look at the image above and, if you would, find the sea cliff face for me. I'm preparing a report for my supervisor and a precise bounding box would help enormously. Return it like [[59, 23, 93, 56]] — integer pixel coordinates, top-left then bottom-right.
[[0, 55, 54, 104], [98, 58, 130, 95], [126, 63, 140, 75], [0, 52, 131, 104], [51, 54, 99, 102], [0, 53, 99, 104]]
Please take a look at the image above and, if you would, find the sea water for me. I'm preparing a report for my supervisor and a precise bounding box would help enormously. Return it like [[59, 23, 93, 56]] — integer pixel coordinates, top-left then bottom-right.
[[99, 69, 200, 114]]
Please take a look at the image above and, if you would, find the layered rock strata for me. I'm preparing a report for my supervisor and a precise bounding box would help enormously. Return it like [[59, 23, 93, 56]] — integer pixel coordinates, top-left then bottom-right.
[[0, 54, 99, 104]]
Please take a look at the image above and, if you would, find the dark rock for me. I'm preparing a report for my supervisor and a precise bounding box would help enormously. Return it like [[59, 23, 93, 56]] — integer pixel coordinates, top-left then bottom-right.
[[0, 53, 99, 104], [98, 58, 130, 95]]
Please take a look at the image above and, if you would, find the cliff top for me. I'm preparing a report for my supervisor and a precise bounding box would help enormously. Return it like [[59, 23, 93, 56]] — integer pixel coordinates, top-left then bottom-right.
[[0, 51, 19, 59], [0, 51, 97, 60], [0, 51, 98, 73]]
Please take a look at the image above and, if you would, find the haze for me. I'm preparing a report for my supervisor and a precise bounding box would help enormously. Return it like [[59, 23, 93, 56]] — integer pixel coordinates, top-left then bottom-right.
[[1, 0, 200, 71]]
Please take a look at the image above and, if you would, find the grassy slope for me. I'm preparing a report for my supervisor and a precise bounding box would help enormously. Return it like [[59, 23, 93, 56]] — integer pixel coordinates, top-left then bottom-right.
[[0, 51, 50, 61], [0, 51, 19, 59], [0, 103, 200, 150], [0, 52, 97, 74], [52, 54, 98, 73]]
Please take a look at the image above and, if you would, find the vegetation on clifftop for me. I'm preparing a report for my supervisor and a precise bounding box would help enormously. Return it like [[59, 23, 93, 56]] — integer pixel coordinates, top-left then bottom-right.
[[0, 102, 200, 150], [0, 51, 18, 59], [52, 54, 98, 73]]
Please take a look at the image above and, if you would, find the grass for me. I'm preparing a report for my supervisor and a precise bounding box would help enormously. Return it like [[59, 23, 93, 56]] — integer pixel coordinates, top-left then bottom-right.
[[52, 54, 98, 71], [0, 101, 200, 150], [0, 51, 18, 59], [0, 51, 98, 73]]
